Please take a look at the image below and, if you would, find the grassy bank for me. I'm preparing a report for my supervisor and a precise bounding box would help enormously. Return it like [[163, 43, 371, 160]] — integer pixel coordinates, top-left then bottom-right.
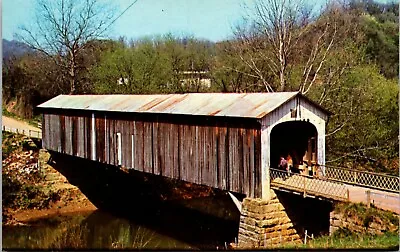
[[304, 230, 399, 250], [334, 202, 399, 230], [281, 202, 399, 250], [250, 230, 399, 250]]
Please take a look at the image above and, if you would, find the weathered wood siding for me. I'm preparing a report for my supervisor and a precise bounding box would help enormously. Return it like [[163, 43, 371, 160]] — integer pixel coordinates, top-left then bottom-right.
[[42, 112, 262, 197]]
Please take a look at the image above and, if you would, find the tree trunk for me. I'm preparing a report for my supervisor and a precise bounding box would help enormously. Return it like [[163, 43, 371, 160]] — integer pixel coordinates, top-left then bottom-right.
[[70, 78, 75, 95], [279, 69, 286, 91], [279, 36, 286, 91], [69, 53, 76, 95]]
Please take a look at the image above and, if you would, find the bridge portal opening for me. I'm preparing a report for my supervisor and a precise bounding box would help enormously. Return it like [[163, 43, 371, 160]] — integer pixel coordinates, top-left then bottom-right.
[[270, 121, 317, 173]]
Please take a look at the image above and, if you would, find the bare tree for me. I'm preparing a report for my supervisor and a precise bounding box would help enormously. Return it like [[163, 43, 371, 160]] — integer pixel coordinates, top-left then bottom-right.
[[17, 0, 116, 94], [233, 0, 338, 93]]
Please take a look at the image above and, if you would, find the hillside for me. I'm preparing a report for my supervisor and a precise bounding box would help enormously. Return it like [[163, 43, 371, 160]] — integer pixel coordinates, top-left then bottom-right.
[[2, 39, 32, 61]]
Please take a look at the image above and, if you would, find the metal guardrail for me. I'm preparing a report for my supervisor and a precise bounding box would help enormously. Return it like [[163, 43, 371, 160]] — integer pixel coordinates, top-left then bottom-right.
[[2, 125, 42, 139], [324, 165, 399, 193], [270, 168, 348, 201]]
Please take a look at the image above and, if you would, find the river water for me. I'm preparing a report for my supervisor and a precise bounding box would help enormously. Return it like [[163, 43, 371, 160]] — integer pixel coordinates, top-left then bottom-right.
[[3, 195, 241, 250]]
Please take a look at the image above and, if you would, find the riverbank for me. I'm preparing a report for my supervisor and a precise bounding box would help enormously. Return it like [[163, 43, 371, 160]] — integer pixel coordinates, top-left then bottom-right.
[[9, 191, 96, 225], [2, 131, 97, 226]]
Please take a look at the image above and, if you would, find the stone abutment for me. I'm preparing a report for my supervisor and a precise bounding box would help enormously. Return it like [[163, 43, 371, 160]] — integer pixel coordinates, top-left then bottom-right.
[[238, 190, 333, 248]]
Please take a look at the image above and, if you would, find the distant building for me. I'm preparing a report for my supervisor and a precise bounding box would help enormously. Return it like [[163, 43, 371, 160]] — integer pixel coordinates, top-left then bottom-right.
[[180, 71, 211, 88], [117, 77, 129, 85]]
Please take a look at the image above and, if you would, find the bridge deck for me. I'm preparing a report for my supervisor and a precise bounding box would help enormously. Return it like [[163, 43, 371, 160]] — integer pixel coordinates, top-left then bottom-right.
[[270, 172, 348, 201], [270, 168, 400, 214]]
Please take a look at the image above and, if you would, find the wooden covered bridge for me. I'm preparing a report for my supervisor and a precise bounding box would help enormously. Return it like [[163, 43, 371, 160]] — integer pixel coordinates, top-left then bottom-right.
[[38, 92, 334, 201], [37, 92, 400, 246]]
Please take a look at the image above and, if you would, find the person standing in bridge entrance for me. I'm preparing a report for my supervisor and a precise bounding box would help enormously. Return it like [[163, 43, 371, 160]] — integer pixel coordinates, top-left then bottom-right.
[[287, 154, 293, 175], [278, 156, 287, 172]]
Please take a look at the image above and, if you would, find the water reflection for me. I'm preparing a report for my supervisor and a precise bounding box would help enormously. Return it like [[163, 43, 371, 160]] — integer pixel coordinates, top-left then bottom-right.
[[3, 210, 194, 250], [3, 195, 240, 250]]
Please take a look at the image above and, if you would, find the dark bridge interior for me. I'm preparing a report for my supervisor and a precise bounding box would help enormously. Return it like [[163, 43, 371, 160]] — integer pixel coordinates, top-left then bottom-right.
[[270, 121, 317, 169]]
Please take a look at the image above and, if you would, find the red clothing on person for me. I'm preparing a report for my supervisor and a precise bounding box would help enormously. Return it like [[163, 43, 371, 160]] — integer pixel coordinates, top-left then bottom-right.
[[279, 157, 287, 170]]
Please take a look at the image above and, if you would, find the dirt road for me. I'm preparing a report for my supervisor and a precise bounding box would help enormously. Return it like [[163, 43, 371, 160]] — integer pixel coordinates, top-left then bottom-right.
[[2, 116, 42, 138]]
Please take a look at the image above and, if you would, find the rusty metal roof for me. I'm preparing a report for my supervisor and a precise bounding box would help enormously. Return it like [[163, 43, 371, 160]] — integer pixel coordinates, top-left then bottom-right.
[[38, 92, 327, 119]]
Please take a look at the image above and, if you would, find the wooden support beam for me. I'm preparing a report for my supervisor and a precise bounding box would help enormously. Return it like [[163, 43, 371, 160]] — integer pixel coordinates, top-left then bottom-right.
[[261, 125, 271, 200], [228, 192, 242, 212]]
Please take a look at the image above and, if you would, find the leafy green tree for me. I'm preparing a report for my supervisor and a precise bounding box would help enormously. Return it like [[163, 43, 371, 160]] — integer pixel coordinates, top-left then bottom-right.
[[321, 65, 398, 172], [361, 15, 398, 79], [160, 34, 187, 92], [349, 0, 399, 79], [92, 35, 216, 94], [92, 39, 170, 94]]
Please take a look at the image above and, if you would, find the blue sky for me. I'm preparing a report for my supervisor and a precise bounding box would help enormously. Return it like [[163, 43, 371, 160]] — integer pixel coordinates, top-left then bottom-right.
[[1, 0, 394, 42], [112, 0, 247, 41], [2, 0, 247, 42]]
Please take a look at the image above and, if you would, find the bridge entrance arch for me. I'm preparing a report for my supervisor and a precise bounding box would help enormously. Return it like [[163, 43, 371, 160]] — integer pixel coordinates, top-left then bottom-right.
[[270, 121, 318, 173]]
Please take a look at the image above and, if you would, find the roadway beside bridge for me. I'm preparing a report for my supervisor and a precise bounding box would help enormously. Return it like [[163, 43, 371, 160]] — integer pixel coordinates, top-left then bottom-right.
[[2, 116, 42, 139]]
